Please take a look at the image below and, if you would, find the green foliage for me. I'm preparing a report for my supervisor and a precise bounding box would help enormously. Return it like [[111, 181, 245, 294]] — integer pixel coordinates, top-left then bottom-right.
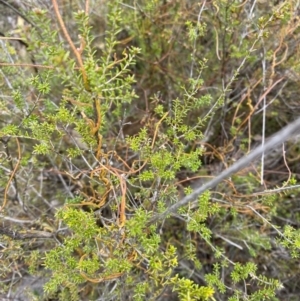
[[1, 0, 300, 300], [278, 225, 300, 258], [170, 274, 215, 301]]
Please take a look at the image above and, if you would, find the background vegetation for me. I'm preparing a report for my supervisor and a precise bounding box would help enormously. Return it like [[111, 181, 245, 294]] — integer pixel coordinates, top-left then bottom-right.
[[1, 0, 300, 300]]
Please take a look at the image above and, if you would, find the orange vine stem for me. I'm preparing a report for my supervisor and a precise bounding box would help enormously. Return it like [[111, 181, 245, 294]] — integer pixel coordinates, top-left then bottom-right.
[[51, 0, 90, 90]]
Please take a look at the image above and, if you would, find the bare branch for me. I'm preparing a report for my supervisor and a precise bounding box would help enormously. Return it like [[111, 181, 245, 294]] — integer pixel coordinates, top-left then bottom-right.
[[0, 227, 53, 240]]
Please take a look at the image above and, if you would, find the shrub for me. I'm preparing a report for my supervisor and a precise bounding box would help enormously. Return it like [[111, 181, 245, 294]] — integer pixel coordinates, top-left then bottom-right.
[[1, 1, 300, 300]]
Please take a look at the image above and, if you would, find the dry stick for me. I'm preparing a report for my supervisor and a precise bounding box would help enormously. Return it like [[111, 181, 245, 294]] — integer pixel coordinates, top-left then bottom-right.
[[0, 227, 53, 239], [0, 62, 54, 69], [0, 0, 37, 28], [149, 117, 300, 224], [0, 138, 21, 212]]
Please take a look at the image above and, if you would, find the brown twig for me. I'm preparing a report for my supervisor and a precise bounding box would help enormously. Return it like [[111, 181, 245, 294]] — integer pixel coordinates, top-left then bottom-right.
[[0, 62, 54, 69], [0, 227, 53, 239]]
